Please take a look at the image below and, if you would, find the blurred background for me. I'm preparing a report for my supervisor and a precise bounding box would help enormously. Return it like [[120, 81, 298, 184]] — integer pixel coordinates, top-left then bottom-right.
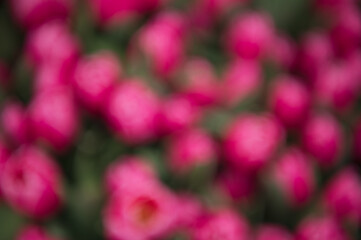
[[0, 0, 361, 240]]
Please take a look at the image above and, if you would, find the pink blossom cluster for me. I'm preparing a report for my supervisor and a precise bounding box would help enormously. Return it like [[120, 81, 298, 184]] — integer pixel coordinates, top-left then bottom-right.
[[0, 0, 360, 239]]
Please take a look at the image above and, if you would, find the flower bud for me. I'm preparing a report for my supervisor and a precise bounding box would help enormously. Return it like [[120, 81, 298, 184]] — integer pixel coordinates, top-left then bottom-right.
[[106, 80, 160, 144], [315, 64, 358, 112], [179, 58, 219, 107], [105, 156, 157, 195], [25, 21, 79, 71], [269, 76, 311, 129], [29, 86, 79, 151], [224, 114, 283, 171], [302, 114, 343, 168], [192, 209, 251, 240], [272, 147, 315, 206], [167, 128, 216, 174], [296, 215, 349, 240], [221, 60, 261, 107], [225, 12, 275, 60], [88, 0, 162, 26], [1, 146, 63, 219], [329, 6, 361, 57], [323, 168, 361, 225], [216, 167, 256, 201], [159, 95, 200, 135], [73, 51, 121, 113], [1, 100, 30, 146], [137, 12, 186, 79], [296, 32, 333, 84], [34, 64, 71, 94], [10, 0, 73, 29], [269, 35, 296, 70]]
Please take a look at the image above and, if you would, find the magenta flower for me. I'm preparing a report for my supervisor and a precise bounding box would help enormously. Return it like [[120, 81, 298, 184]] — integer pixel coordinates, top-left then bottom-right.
[[10, 0, 73, 29], [315, 64, 358, 112], [159, 95, 201, 135], [323, 168, 361, 225], [138, 12, 186, 79], [224, 114, 283, 171], [296, 215, 349, 240], [180, 58, 219, 107], [1, 146, 63, 219], [272, 147, 315, 206], [29, 86, 79, 151], [106, 80, 160, 144], [269, 76, 311, 129], [225, 12, 275, 60], [73, 51, 121, 113], [25, 21, 79, 71], [192, 209, 251, 240], [221, 60, 262, 107], [167, 128, 216, 173], [1, 100, 31, 146], [105, 156, 157, 195], [302, 113, 343, 168]]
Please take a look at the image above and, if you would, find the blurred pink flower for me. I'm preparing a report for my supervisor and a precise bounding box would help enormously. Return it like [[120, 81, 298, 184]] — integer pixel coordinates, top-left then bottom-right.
[[224, 114, 283, 171], [1, 146, 63, 219], [106, 79, 160, 144]]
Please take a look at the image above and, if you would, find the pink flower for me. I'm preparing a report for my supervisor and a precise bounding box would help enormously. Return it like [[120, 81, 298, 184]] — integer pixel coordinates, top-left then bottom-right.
[[315, 64, 358, 112], [225, 12, 275, 60], [34, 64, 71, 94], [16, 225, 60, 240], [296, 32, 333, 84], [0, 146, 63, 219], [106, 80, 160, 144], [105, 156, 157, 195], [138, 12, 186, 79], [296, 215, 349, 240], [323, 168, 361, 224], [88, 0, 162, 26], [216, 167, 256, 201], [255, 224, 293, 240], [10, 0, 73, 29], [29, 86, 79, 152], [179, 58, 219, 107], [25, 21, 79, 71], [329, 6, 361, 57], [103, 159, 177, 240], [192, 209, 251, 240], [221, 60, 261, 107], [190, 0, 247, 30], [175, 194, 203, 230], [73, 51, 121, 113], [301, 113, 343, 168], [167, 128, 216, 173], [268, 34, 296, 70], [272, 147, 315, 206], [269, 76, 311, 129], [0, 139, 10, 198], [159, 95, 200, 135], [224, 114, 283, 171], [1, 100, 31, 145]]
